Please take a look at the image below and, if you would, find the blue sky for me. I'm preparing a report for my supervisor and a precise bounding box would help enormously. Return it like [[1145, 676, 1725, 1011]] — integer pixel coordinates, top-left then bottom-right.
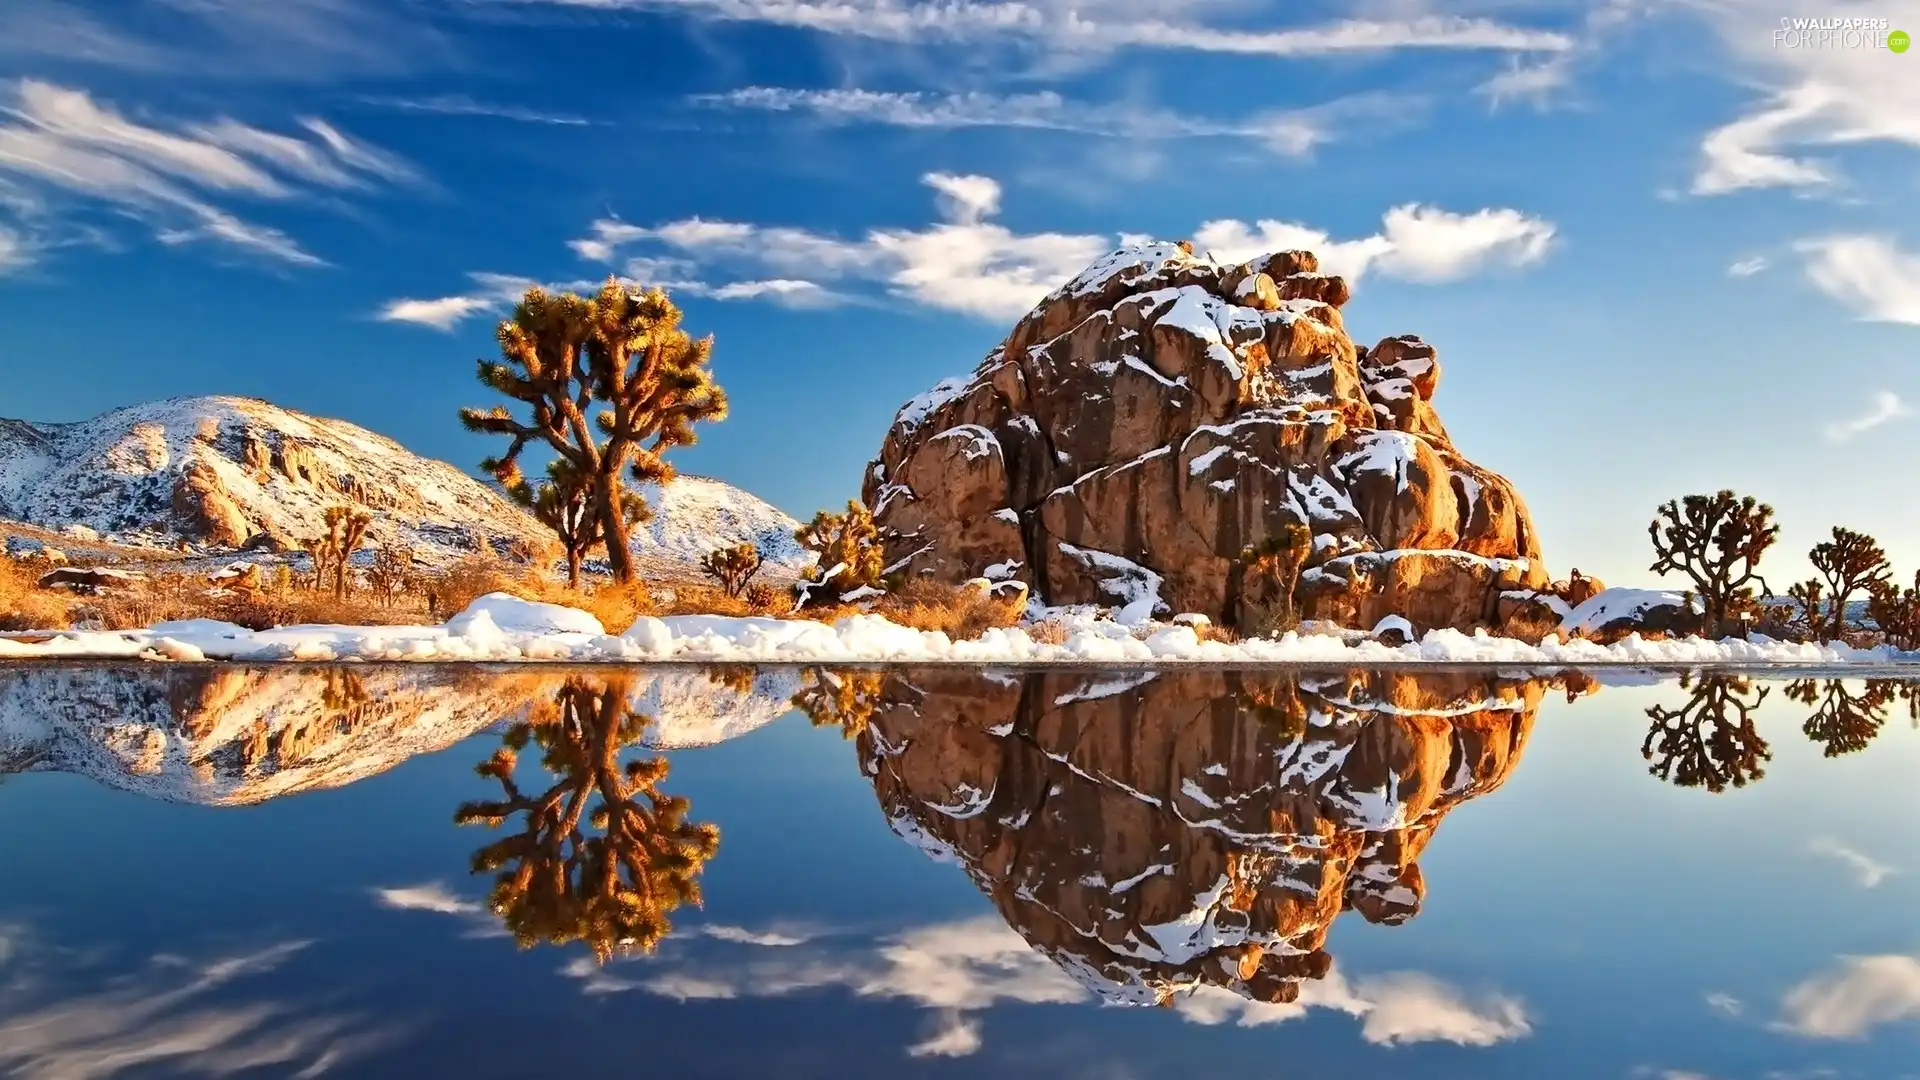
[[1, 0, 1918, 587]]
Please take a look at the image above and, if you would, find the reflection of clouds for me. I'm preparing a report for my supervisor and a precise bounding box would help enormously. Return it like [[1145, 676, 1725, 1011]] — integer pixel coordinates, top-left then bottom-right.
[[1174, 971, 1531, 1047], [699, 924, 815, 947], [907, 1011, 982, 1058], [561, 915, 1530, 1056], [1808, 838, 1896, 890], [1705, 991, 1742, 1017], [0, 937, 390, 1080], [373, 883, 482, 915], [1777, 954, 1920, 1039]]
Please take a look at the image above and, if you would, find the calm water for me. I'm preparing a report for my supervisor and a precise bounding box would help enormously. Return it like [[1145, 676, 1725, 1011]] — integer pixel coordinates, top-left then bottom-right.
[[1, 664, 1917, 1079]]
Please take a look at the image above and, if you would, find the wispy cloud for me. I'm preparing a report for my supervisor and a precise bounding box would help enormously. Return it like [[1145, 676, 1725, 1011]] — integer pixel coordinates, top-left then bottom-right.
[[1705, 991, 1743, 1016], [1728, 255, 1768, 277], [485, 1, 1573, 59], [0, 936, 392, 1080], [1195, 204, 1556, 284], [560, 915, 1532, 1058], [1776, 952, 1920, 1038], [0, 78, 414, 267], [1795, 234, 1920, 325], [691, 87, 1418, 157], [373, 882, 485, 915], [360, 94, 592, 126], [699, 923, 816, 947], [1809, 836, 1897, 886], [1690, 1, 1920, 196]]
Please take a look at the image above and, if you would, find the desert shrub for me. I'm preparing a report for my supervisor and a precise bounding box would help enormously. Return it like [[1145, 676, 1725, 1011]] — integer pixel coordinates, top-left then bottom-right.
[[1026, 619, 1070, 645], [579, 580, 655, 635], [1868, 571, 1920, 651], [1238, 522, 1311, 637], [1648, 490, 1778, 640], [744, 582, 789, 616], [367, 543, 414, 607], [794, 501, 885, 607], [653, 582, 754, 619], [871, 578, 1024, 641], [0, 553, 72, 631], [700, 542, 763, 598]]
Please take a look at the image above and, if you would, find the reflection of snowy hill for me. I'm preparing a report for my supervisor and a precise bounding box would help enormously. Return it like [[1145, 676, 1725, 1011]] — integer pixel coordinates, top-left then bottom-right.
[[0, 665, 799, 805]]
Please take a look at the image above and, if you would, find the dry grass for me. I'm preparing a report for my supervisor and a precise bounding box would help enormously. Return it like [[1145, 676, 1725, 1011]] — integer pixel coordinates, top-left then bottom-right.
[[1026, 618, 1070, 645], [0, 554, 74, 632], [869, 579, 1025, 640]]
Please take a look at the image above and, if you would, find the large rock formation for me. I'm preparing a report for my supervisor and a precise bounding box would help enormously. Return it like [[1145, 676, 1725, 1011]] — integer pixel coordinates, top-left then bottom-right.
[[857, 668, 1589, 1007], [864, 242, 1552, 632]]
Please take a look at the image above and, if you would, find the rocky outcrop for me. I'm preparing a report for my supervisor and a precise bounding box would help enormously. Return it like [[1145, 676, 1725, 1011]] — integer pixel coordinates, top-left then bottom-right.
[[864, 242, 1557, 632], [859, 668, 1590, 1007]]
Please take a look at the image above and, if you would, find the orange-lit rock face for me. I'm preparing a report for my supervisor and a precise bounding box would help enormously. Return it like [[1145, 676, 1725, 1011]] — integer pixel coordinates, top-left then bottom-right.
[[859, 669, 1566, 1008], [864, 243, 1550, 633]]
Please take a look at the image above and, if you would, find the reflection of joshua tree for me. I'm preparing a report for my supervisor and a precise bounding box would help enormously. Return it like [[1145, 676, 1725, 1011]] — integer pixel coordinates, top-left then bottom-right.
[[1787, 679, 1891, 758], [1641, 673, 1773, 792], [1234, 676, 1308, 740], [791, 668, 888, 739], [456, 675, 719, 962]]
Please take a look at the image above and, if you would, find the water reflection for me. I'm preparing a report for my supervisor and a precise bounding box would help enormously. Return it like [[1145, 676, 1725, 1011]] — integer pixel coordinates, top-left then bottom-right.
[[456, 675, 719, 961], [1640, 673, 1773, 792], [842, 669, 1581, 1010]]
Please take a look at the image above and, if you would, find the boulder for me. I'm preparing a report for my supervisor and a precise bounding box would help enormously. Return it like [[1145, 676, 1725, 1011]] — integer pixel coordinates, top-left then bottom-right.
[[865, 241, 1548, 634], [857, 669, 1582, 1007]]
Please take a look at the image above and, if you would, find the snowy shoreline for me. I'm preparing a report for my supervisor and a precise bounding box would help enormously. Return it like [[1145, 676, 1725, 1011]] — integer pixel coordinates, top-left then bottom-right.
[[2, 593, 1916, 668]]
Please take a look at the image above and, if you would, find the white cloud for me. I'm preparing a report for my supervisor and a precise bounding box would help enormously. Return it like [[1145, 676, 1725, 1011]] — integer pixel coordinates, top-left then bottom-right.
[[1175, 971, 1531, 1047], [692, 87, 1417, 158], [372, 882, 484, 915], [497, 1, 1572, 59], [0, 937, 388, 1080], [376, 272, 541, 330], [0, 224, 31, 273], [1728, 255, 1769, 277], [1706, 991, 1743, 1016], [575, 172, 1109, 320], [361, 94, 591, 126], [699, 924, 815, 947], [1776, 953, 1920, 1038], [1195, 204, 1555, 283], [1809, 836, 1897, 885], [906, 1011, 983, 1057], [1795, 234, 1920, 324], [0, 78, 412, 267], [1691, 0, 1920, 195]]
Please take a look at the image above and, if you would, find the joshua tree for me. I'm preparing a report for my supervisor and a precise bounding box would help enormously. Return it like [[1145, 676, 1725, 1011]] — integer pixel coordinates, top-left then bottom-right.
[[301, 506, 373, 599], [1807, 527, 1891, 642], [1238, 522, 1312, 635], [1641, 673, 1773, 792], [790, 668, 890, 739], [700, 542, 763, 598], [1648, 490, 1778, 639], [794, 501, 885, 606], [461, 282, 728, 584], [1868, 570, 1920, 651], [1786, 678, 1892, 758], [1787, 579, 1826, 640], [516, 459, 644, 588], [367, 543, 413, 606], [456, 674, 719, 962]]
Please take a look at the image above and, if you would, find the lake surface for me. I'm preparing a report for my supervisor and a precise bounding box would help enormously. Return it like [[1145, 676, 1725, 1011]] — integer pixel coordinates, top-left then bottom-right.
[[1, 664, 1917, 1079]]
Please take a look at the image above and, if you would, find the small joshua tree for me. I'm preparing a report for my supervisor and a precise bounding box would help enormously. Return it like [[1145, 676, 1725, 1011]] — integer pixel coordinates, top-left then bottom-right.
[[1787, 579, 1826, 640], [794, 501, 885, 606], [1648, 490, 1778, 640], [1867, 570, 1920, 651], [1238, 521, 1312, 636], [516, 459, 644, 588], [700, 542, 762, 598], [367, 542, 414, 607], [1808, 526, 1891, 642], [302, 506, 373, 599]]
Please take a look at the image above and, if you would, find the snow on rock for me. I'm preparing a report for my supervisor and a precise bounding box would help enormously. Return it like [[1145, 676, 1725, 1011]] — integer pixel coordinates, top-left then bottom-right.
[[0, 395, 802, 576], [448, 593, 605, 637], [862, 239, 1560, 637], [1563, 588, 1695, 635]]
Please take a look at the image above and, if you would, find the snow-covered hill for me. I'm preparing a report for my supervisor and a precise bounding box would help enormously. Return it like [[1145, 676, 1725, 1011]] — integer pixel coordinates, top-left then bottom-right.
[[0, 396, 807, 574]]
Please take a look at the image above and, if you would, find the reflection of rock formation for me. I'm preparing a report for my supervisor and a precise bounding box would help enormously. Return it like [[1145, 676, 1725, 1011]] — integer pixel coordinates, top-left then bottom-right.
[[855, 668, 1581, 1008], [0, 665, 797, 805], [1641, 674, 1772, 792], [457, 674, 719, 962]]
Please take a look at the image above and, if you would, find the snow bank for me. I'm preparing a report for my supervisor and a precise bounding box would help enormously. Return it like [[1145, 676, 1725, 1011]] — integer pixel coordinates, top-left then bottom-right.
[[2, 593, 1916, 667]]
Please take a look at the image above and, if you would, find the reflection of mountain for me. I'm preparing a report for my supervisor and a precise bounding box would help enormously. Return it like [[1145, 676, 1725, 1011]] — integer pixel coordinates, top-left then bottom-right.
[[0, 665, 798, 805], [856, 669, 1586, 1008]]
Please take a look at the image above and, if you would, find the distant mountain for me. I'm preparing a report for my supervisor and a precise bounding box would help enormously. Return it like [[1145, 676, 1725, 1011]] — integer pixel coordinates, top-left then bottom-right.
[[0, 395, 807, 574]]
